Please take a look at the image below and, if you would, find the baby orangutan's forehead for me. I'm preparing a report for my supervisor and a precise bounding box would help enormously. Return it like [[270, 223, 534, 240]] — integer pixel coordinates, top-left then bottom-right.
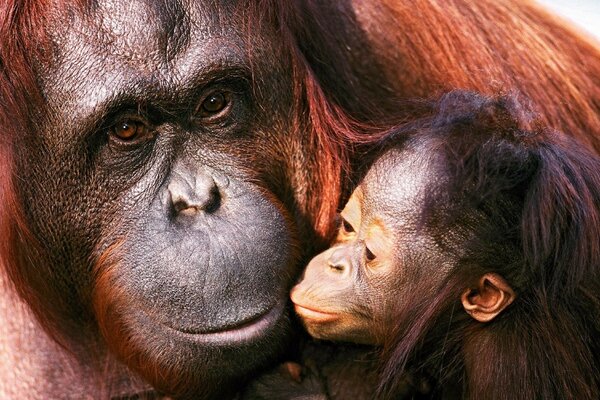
[[360, 148, 433, 219]]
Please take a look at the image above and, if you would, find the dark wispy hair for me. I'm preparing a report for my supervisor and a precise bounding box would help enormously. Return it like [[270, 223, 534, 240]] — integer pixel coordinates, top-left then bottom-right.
[[377, 91, 600, 400]]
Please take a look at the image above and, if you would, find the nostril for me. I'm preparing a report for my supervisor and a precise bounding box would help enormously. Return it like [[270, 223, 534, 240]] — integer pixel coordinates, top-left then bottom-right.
[[167, 173, 221, 216], [168, 187, 193, 215], [200, 185, 221, 213], [171, 195, 197, 214]]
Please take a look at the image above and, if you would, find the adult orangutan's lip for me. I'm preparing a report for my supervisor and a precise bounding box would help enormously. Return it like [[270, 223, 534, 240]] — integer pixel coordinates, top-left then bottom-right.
[[293, 304, 339, 323], [142, 302, 286, 345]]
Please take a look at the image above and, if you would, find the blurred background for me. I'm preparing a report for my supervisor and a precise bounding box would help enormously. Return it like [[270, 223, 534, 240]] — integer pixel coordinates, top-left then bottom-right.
[[538, 0, 600, 40]]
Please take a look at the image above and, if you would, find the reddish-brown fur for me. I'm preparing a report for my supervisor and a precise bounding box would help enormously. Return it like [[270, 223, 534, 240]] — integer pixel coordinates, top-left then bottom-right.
[[274, 0, 600, 150], [1, 0, 599, 397], [92, 241, 194, 396]]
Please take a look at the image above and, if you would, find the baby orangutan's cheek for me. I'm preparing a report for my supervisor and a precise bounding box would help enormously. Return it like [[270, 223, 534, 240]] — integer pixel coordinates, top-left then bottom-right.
[[291, 285, 378, 345], [302, 315, 344, 340], [307, 315, 378, 345]]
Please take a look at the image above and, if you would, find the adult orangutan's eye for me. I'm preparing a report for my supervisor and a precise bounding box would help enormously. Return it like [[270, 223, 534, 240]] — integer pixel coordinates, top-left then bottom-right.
[[110, 119, 150, 142], [198, 91, 231, 118]]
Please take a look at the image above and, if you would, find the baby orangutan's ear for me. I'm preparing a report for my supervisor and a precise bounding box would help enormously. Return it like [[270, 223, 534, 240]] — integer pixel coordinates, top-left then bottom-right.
[[461, 273, 515, 322]]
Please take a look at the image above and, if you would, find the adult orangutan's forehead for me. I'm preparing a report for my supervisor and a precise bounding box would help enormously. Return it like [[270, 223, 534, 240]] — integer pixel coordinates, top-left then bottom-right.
[[89, 0, 248, 61], [44, 0, 249, 78], [90, 0, 243, 39], [37, 0, 281, 145]]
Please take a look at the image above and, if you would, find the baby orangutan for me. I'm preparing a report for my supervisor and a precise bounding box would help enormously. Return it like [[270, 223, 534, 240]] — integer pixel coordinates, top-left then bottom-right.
[[290, 106, 521, 345], [245, 91, 600, 399]]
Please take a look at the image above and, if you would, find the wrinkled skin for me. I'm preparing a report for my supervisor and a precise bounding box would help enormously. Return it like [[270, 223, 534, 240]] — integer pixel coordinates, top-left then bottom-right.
[[12, 1, 304, 398]]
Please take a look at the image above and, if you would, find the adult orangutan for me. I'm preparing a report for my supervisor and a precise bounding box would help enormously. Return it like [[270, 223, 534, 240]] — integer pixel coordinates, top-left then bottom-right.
[[0, 0, 599, 399]]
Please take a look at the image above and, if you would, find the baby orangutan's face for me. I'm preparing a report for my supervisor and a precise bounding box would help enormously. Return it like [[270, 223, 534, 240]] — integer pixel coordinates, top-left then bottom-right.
[[291, 146, 518, 345], [290, 149, 435, 345], [291, 185, 395, 344]]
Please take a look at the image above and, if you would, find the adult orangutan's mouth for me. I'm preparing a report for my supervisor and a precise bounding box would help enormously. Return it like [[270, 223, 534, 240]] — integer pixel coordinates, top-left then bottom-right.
[[293, 304, 340, 323], [141, 302, 286, 345]]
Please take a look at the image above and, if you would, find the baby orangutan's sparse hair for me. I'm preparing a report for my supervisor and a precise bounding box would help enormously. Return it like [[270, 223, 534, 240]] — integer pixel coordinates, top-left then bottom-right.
[[291, 91, 600, 400]]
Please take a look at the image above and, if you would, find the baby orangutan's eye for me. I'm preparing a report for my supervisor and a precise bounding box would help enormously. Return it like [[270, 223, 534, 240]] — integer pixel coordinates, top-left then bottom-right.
[[365, 246, 376, 262], [341, 217, 355, 234]]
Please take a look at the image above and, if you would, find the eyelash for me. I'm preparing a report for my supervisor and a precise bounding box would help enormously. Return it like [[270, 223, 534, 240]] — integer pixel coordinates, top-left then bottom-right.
[[195, 90, 233, 121], [365, 246, 376, 262], [341, 217, 355, 234], [108, 117, 155, 146]]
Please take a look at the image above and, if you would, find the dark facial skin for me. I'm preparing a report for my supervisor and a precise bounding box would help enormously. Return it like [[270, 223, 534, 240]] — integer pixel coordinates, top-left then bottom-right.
[[291, 147, 451, 345], [15, 1, 305, 397]]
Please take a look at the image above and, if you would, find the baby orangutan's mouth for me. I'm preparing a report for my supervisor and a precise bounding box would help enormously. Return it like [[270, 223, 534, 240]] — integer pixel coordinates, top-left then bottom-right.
[[293, 304, 340, 323]]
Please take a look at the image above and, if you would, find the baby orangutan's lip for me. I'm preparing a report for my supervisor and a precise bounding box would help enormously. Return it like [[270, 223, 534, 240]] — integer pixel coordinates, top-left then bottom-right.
[[293, 304, 339, 323]]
